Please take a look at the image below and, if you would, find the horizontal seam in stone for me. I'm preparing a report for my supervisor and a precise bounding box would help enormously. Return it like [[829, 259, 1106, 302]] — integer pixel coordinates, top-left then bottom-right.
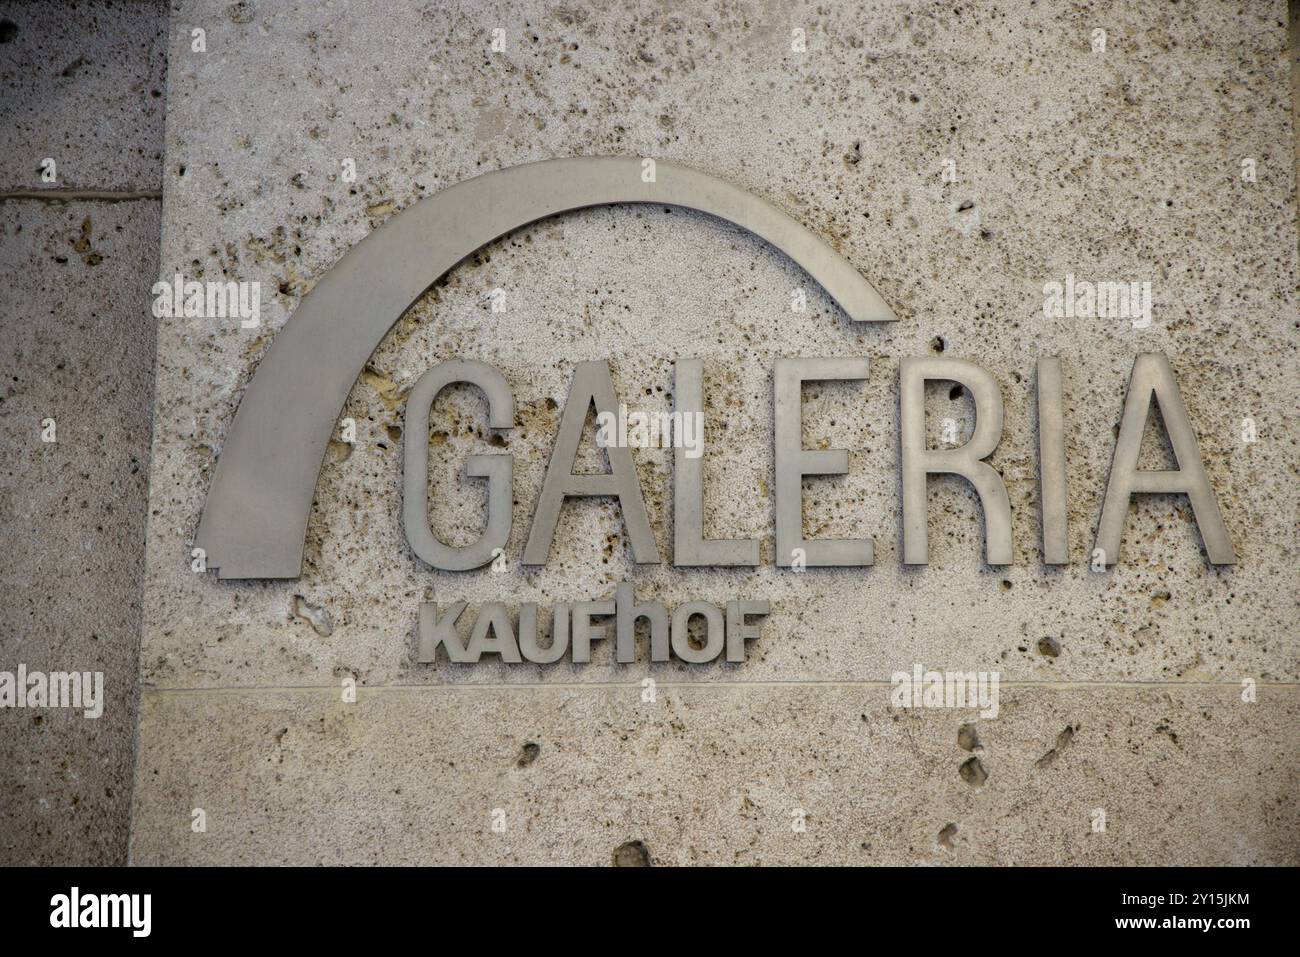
[[139, 680, 1300, 694], [0, 189, 162, 202]]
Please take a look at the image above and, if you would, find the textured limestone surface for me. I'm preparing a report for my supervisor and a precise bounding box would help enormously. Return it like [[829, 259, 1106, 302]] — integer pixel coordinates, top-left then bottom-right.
[[0, 0, 167, 865], [133, 0, 1298, 863], [0, 199, 161, 864], [130, 684, 1297, 865], [0, 0, 168, 191]]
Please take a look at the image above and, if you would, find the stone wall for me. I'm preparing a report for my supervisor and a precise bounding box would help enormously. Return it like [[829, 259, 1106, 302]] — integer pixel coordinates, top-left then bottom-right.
[[3, 0, 1296, 866], [127, 0, 1298, 865], [0, 0, 167, 865]]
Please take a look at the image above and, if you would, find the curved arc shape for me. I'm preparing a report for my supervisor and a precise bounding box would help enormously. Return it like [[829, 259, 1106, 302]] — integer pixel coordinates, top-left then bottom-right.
[[195, 155, 896, 578]]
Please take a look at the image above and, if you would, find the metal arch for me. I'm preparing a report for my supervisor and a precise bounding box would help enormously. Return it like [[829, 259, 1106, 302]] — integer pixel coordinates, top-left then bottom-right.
[[194, 155, 897, 578]]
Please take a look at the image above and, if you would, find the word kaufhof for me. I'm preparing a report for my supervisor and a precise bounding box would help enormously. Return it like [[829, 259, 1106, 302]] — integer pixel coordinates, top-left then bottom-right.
[[408, 352, 1232, 663], [421, 583, 766, 665]]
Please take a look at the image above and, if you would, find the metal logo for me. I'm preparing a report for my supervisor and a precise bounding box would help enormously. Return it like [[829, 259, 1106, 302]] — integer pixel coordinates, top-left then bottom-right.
[[195, 156, 1234, 594]]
